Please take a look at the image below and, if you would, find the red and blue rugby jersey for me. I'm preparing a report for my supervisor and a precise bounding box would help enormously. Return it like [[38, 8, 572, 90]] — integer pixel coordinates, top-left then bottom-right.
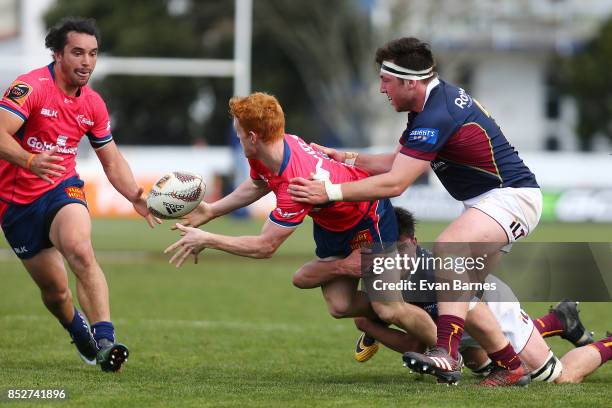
[[399, 79, 538, 201], [249, 134, 373, 232], [0, 63, 113, 205]]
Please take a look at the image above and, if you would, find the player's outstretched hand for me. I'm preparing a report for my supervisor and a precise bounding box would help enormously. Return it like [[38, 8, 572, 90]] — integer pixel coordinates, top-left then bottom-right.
[[287, 176, 328, 204], [29, 146, 66, 184], [310, 143, 345, 162], [132, 186, 162, 228], [165, 223, 208, 267], [171, 201, 214, 230]]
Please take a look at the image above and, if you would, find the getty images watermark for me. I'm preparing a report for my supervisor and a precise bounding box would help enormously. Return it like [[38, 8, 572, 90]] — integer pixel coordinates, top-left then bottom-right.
[[370, 252, 495, 292], [360, 242, 611, 303]]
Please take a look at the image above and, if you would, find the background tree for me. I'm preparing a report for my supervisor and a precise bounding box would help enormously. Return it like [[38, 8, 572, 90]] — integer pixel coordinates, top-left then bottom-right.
[[45, 0, 405, 147], [561, 16, 612, 150]]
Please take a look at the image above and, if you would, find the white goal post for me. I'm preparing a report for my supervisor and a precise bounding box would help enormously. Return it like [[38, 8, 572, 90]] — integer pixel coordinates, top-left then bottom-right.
[[0, 0, 252, 96]]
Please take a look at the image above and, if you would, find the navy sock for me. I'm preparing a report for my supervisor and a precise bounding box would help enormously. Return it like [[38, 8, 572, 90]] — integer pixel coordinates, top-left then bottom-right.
[[91, 321, 116, 346], [62, 307, 91, 341]]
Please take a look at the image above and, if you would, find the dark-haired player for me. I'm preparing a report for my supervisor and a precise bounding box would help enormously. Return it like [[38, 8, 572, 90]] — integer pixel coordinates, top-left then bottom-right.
[[0, 17, 159, 371], [296, 207, 609, 385], [288, 37, 542, 385]]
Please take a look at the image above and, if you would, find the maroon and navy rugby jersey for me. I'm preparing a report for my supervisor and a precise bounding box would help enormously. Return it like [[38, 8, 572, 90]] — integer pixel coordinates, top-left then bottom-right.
[[399, 78, 538, 201]]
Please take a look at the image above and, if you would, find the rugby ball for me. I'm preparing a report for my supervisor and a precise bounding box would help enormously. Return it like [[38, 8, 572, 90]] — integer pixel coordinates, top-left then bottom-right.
[[146, 171, 205, 219]]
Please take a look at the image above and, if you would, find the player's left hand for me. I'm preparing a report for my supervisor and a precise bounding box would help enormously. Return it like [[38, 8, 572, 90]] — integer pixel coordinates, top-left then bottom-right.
[[164, 223, 208, 267], [132, 187, 162, 228], [287, 176, 328, 204]]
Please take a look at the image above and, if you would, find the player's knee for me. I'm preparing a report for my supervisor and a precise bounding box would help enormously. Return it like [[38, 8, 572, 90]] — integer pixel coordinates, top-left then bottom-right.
[[327, 299, 353, 319], [41, 285, 71, 307], [64, 240, 96, 271]]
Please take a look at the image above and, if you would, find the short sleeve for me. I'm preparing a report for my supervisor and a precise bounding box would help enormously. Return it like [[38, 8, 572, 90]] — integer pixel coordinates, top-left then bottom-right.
[[268, 183, 311, 228], [0, 77, 39, 122], [86, 94, 113, 149], [398, 114, 458, 161]]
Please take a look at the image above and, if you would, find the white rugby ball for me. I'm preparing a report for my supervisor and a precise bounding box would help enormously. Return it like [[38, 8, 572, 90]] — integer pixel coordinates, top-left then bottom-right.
[[146, 171, 206, 219]]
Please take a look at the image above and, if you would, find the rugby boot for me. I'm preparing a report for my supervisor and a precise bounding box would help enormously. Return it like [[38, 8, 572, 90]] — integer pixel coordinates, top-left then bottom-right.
[[550, 299, 594, 347], [354, 333, 379, 363], [97, 338, 129, 372], [70, 331, 98, 365], [403, 347, 462, 385], [479, 364, 531, 387]]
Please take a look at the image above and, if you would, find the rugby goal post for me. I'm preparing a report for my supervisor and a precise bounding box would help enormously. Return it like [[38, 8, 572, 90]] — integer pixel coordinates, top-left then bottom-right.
[[0, 0, 252, 96]]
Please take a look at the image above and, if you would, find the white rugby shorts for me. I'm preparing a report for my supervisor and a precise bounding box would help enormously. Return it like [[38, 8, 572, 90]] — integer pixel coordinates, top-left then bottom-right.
[[463, 187, 542, 252], [462, 275, 535, 353]]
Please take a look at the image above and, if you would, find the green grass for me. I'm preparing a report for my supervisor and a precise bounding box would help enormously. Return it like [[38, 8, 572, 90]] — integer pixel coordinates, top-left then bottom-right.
[[0, 219, 611, 407]]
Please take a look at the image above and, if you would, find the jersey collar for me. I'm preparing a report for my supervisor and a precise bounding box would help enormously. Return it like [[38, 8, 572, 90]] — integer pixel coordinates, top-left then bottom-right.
[[422, 77, 440, 110], [47, 62, 56, 81], [278, 138, 291, 176]]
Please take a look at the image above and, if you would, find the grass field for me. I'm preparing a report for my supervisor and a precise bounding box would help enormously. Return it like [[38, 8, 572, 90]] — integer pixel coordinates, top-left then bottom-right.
[[1, 218, 611, 407]]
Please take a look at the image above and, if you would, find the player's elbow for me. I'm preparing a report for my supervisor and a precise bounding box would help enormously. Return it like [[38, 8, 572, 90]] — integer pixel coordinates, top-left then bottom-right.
[[387, 184, 405, 198], [256, 243, 278, 259]]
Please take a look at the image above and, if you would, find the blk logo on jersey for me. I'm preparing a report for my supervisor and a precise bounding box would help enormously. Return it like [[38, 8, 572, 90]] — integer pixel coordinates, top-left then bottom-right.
[[4, 81, 33, 106], [408, 128, 439, 144], [13, 246, 28, 255], [40, 108, 58, 118]]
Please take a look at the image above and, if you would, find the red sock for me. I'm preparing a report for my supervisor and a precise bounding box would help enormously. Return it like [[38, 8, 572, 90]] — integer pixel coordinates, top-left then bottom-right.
[[533, 312, 563, 338], [435, 315, 464, 360], [488, 342, 521, 370], [590, 335, 612, 365]]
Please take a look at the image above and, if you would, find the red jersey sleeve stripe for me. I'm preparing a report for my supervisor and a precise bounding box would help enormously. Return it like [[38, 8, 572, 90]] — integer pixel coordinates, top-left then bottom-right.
[[0, 103, 26, 121], [399, 146, 436, 161], [268, 212, 302, 228]]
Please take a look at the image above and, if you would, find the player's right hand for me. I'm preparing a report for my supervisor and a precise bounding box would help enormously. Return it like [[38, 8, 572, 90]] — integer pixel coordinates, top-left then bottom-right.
[[28, 146, 65, 184], [172, 201, 214, 230], [310, 143, 346, 162]]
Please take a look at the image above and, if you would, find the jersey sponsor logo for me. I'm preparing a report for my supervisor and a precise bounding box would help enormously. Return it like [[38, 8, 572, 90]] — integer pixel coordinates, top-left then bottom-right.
[[65, 186, 86, 202], [408, 128, 439, 144], [275, 208, 305, 219], [454, 88, 473, 109], [56, 135, 68, 147], [430, 159, 447, 172], [40, 108, 58, 118], [26, 136, 77, 155], [4, 81, 33, 106], [77, 114, 94, 126], [350, 229, 373, 250]]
